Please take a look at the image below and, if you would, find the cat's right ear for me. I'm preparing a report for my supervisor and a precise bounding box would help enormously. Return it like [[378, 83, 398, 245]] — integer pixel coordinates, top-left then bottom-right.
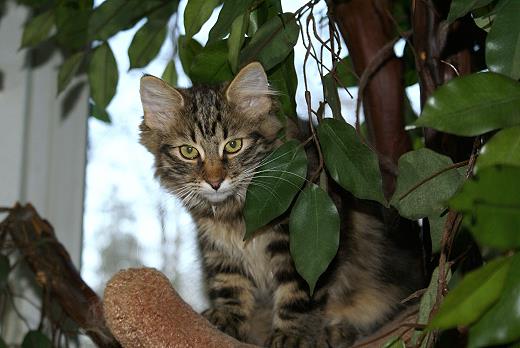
[[140, 75, 184, 130]]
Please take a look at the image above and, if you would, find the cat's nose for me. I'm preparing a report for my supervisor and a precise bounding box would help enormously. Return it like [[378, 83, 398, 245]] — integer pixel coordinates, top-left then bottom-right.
[[207, 179, 223, 191]]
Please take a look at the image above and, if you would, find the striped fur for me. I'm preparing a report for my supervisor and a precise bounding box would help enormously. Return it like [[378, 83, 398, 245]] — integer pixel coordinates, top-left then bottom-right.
[[139, 63, 423, 347]]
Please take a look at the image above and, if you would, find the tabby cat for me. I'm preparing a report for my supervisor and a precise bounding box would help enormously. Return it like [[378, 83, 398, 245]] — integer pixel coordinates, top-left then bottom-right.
[[139, 62, 423, 347]]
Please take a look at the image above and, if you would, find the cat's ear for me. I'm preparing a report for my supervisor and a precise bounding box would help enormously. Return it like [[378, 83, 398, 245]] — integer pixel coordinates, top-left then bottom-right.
[[226, 62, 275, 116], [140, 75, 184, 130]]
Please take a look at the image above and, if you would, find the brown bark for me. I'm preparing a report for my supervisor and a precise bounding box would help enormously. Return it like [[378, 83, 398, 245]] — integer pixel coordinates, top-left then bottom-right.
[[329, 0, 411, 198], [411, 1, 485, 161], [1, 203, 120, 347]]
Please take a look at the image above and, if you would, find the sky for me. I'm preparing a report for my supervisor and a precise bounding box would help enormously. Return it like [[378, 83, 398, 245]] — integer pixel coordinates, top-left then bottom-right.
[[81, 0, 420, 312]]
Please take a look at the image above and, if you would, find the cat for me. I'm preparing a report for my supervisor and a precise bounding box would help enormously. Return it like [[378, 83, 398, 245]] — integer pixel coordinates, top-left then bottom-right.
[[139, 62, 424, 347]]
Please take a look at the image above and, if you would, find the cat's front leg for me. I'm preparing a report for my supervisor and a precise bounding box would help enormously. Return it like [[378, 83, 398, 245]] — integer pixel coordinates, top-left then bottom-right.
[[202, 267, 256, 341], [266, 235, 328, 348]]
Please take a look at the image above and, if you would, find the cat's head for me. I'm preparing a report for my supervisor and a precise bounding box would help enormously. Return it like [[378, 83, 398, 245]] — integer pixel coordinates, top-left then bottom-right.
[[139, 62, 282, 209]]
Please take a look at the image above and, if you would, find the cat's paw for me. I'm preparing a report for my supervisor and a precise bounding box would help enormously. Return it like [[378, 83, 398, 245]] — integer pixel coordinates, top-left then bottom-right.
[[267, 329, 325, 348], [202, 307, 247, 341], [325, 322, 359, 348]]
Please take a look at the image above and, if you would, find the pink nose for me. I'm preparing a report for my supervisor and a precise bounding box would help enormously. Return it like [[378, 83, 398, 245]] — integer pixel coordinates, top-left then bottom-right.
[[207, 179, 223, 190]]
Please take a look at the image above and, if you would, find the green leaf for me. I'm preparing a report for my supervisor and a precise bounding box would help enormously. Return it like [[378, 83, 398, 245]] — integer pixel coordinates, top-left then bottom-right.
[[178, 36, 203, 77], [254, 0, 282, 27], [89, 100, 111, 123], [22, 331, 52, 348], [322, 75, 342, 120], [383, 337, 406, 348], [161, 60, 177, 87], [239, 13, 300, 71], [486, 0, 520, 80], [412, 267, 451, 345], [244, 140, 307, 238], [428, 214, 446, 254], [184, 0, 220, 41], [469, 253, 520, 347], [450, 165, 520, 250], [414, 72, 520, 136], [128, 20, 167, 69], [189, 40, 233, 84], [391, 148, 464, 219], [476, 126, 520, 170], [54, 2, 90, 51], [447, 0, 495, 23], [289, 184, 340, 295], [88, 43, 118, 109], [326, 56, 357, 88], [0, 337, 7, 348], [317, 118, 386, 205], [207, 0, 255, 44], [473, 14, 494, 33], [430, 257, 512, 329], [228, 12, 249, 73], [0, 254, 10, 286], [268, 52, 298, 119], [58, 52, 85, 94], [88, 0, 170, 41], [20, 10, 54, 48]]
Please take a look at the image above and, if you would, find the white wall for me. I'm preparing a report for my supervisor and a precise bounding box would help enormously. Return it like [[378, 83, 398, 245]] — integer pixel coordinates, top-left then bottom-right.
[[0, 1, 87, 264], [0, 0, 88, 342]]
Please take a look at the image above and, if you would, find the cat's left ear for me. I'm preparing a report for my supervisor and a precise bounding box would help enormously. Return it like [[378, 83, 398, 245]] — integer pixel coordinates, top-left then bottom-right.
[[226, 62, 275, 117], [140, 75, 184, 130]]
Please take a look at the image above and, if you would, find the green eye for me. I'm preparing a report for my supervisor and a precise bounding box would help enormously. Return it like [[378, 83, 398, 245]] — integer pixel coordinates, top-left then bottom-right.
[[179, 145, 199, 159], [224, 139, 243, 154]]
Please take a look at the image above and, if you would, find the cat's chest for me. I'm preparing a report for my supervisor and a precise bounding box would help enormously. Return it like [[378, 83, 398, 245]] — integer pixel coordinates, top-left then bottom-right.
[[197, 218, 274, 290]]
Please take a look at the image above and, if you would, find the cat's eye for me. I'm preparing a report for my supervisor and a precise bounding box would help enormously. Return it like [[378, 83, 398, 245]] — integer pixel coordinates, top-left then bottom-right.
[[224, 139, 243, 154], [179, 145, 199, 160]]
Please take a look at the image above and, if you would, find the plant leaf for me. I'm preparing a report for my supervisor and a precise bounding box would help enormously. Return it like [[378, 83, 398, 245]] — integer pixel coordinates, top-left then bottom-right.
[[228, 12, 249, 73], [207, 0, 255, 44], [178, 35, 203, 77], [58, 52, 85, 94], [325, 56, 357, 88], [414, 72, 520, 136], [20, 10, 55, 48], [88, 43, 118, 109], [383, 337, 406, 348], [88, 0, 171, 41], [486, 0, 520, 80], [322, 75, 342, 120], [184, 0, 220, 41], [289, 184, 339, 295], [391, 148, 464, 219], [189, 40, 233, 84], [468, 253, 520, 347], [428, 214, 447, 254], [128, 19, 167, 69], [268, 52, 298, 119], [89, 100, 111, 123], [244, 140, 307, 239], [239, 13, 300, 71], [447, 0, 495, 23], [161, 60, 178, 87], [450, 165, 520, 250], [476, 125, 520, 170], [21, 331, 52, 348], [412, 267, 451, 345], [430, 257, 512, 329], [317, 118, 386, 205], [54, 2, 90, 51]]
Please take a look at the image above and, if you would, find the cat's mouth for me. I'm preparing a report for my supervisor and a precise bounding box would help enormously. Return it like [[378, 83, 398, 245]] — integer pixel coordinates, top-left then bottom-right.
[[200, 180, 234, 204]]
